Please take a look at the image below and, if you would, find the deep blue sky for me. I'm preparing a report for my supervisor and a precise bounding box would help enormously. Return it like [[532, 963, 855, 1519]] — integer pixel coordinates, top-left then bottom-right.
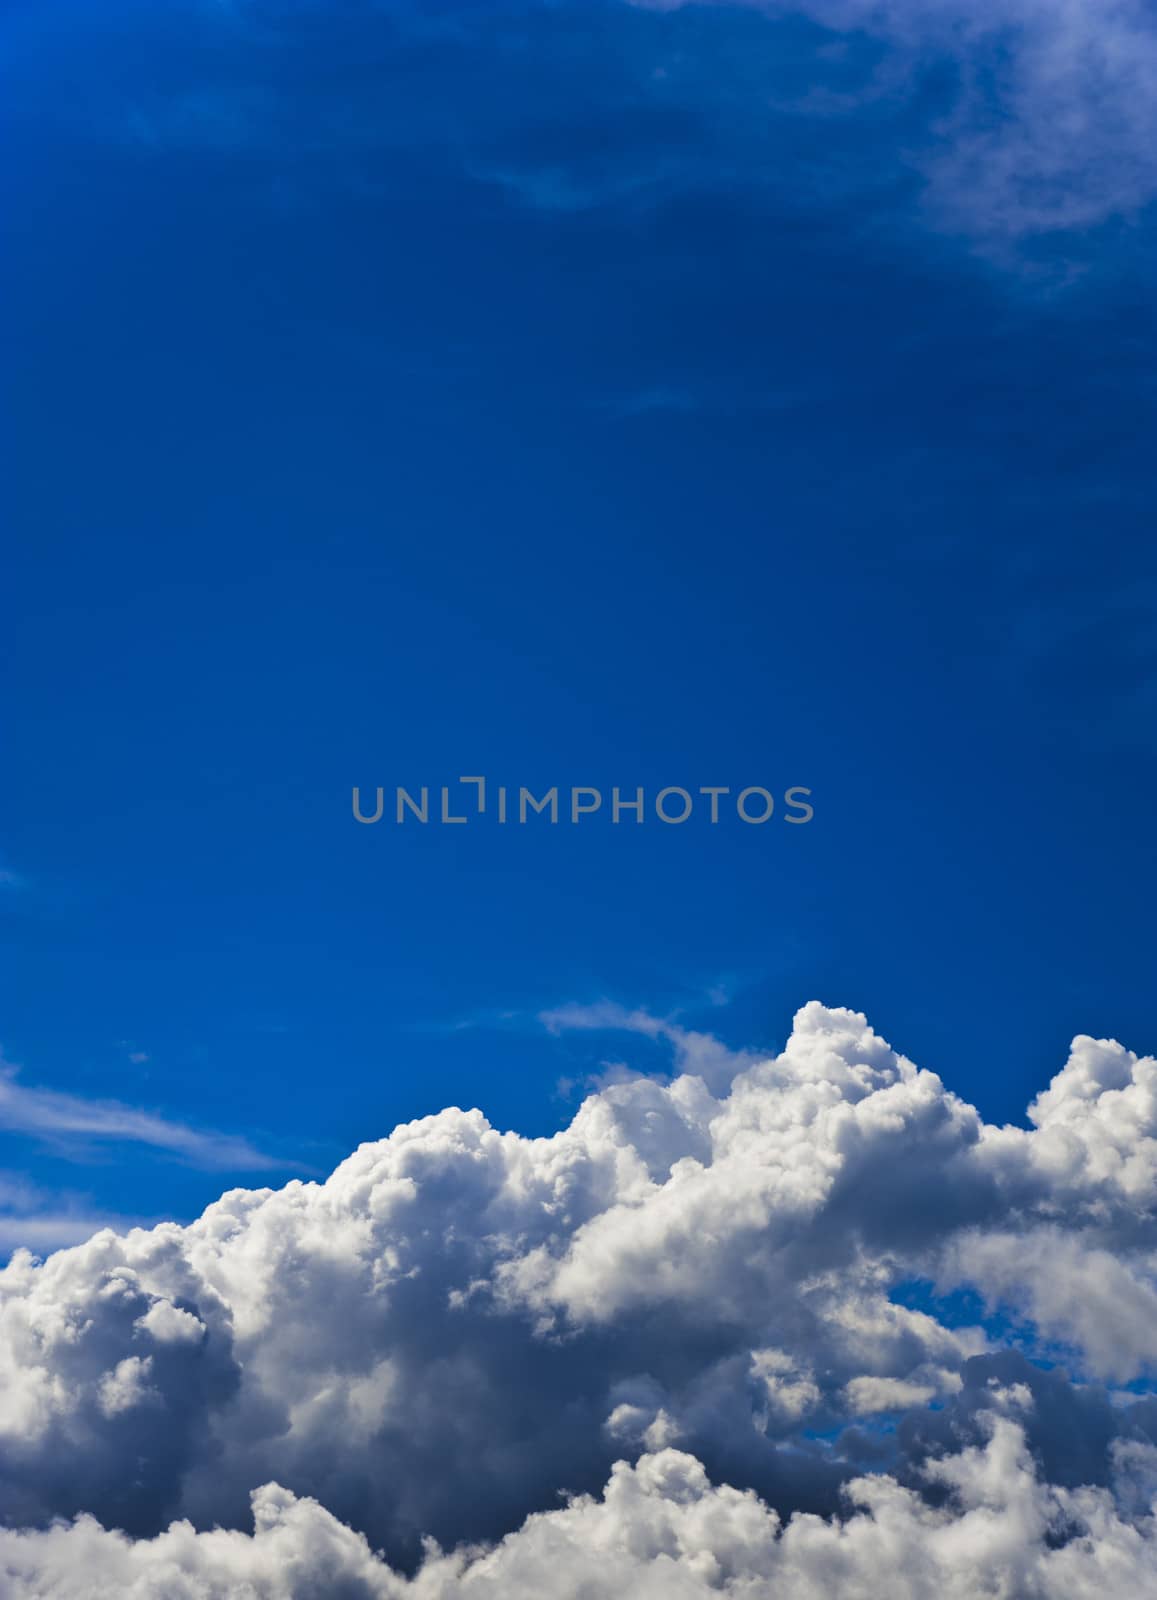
[[2, 0, 1155, 1234]]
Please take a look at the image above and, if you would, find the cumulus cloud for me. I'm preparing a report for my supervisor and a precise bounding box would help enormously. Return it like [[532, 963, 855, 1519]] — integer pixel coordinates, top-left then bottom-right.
[[1, 1002, 1157, 1594], [4, 1423, 1157, 1598]]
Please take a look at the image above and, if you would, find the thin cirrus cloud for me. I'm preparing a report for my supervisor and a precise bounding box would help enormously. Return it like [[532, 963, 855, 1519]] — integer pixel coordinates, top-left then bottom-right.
[[628, 0, 1157, 245], [23, 1, 1157, 263], [0, 1176, 134, 1256], [1, 1002, 1157, 1595], [0, 1055, 279, 1171], [540, 998, 757, 1092]]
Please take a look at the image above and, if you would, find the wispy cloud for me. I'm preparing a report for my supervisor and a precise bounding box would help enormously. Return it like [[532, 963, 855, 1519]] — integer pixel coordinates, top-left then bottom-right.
[[0, 1176, 139, 1256], [540, 1000, 757, 1091], [0, 1213, 123, 1252], [27, 0, 1157, 275], [0, 1056, 281, 1171], [401, 1007, 524, 1037], [633, 0, 1157, 250]]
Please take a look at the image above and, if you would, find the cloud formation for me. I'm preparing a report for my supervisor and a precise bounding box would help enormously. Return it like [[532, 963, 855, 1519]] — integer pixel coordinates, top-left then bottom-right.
[[26, 0, 1157, 264], [0, 1054, 279, 1171], [0, 1175, 131, 1257], [5, 1420, 1157, 1599], [1, 1003, 1156, 1594], [633, 0, 1157, 245], [540, 999, 756, 1091]]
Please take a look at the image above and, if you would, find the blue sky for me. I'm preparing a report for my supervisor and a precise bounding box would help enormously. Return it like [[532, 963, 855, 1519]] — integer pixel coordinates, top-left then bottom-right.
[[3, 0, 1156, 1239]]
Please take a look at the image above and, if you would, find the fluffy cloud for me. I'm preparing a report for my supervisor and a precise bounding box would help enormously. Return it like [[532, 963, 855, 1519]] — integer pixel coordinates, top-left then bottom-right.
[[3, 1424, 1157, 1598], [1, 1002, 1156, 1594]]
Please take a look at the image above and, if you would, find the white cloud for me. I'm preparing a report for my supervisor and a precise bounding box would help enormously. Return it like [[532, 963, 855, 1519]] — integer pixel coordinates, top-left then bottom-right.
[[0, 1002, 1155, 1591], [98, 1355, 157, 1418], [0, 1210, 132, 1253], [631, 0, 1157, 246], [135, 1300, 206, 1346], [944, 1229, 1157, 1383], [2, 1422, 1156, 1598], [0, 1175, 140, 1257], [48, 0, 1157, 265], [751, 1348, 822, 1421], [540, 1000, 755, 1092], [0, 1054, 280, 1171]]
